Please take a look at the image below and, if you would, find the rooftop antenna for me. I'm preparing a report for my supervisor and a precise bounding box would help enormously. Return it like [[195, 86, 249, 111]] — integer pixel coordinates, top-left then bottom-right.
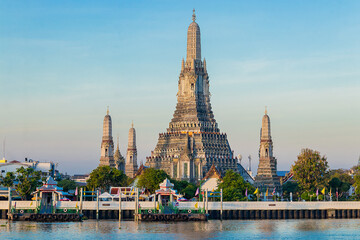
[[2, 137, 5, 160]]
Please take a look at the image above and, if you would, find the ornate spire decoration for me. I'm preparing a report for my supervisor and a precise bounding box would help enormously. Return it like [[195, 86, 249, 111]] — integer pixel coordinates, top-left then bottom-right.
[[255, 110, 280, 192], [146, 11, 240, 183], [126, 122, 138, 178], [99, 109, 115, 168], [186, 9, 201, 61]]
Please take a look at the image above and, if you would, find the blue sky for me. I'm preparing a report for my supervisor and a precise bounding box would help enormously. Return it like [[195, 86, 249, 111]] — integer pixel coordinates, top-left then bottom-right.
[[0, 0, 359, 174]]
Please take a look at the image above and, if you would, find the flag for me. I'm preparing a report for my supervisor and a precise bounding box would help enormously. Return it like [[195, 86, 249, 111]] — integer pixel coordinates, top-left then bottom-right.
[[254, 188, 259, 195], [195, 188, 199, 196], [336, 191, 338, 198], [321, 188, 326, 195], [75, 203, 78, 209], [124, 188, 127, 195], [30, 201, 33, 206], [195, 202, 198, 209], [316, 189, 319, 196], [131, 188, 135, 196], [156, 202, 159, 210], [329, 189, 332, 197], [210, 188, 214, 196], [272, 188, 276, 196], [75, 187, 78, 196], [265, 188, 269, 197], [245, 188, 248, 197]]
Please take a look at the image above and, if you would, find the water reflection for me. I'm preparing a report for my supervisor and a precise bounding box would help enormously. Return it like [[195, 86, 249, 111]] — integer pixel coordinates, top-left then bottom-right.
[[1, 219, 360, 239]]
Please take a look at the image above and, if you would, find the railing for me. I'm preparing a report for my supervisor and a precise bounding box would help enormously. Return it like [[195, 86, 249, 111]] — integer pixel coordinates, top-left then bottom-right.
[[3, 201, 360, 211]]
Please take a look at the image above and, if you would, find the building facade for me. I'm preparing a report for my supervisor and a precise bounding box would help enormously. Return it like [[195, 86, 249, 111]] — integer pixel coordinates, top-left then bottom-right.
[[255, 109, 281, 191], [145, 11, 238, 182], [99, 108, 115, 168], [0, 158, 57, 177]]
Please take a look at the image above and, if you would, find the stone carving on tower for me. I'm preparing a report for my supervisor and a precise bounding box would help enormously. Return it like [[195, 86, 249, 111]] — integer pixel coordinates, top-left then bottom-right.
[[125, 123, 138, 178], [255, 108, 281, 191], [114, 136, 125, 172], [99, 107, 115, 168], [145, 10, 238, 182]]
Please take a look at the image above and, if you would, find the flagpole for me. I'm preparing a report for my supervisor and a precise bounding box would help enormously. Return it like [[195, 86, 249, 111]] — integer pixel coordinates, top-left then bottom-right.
[[220, 189, 223, 221]]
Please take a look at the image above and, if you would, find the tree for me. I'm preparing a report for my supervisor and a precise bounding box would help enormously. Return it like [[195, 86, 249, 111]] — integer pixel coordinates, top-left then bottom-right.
[[136, 168, 169, 193], [291, 148, 329, 192], [2, 172, 15, 188], [16, 167, 42, 200], [57, 179, 77, 192], [217, 170, 255, 201], [282, 181, 299, 200], [352, 166, 360, 199], [171, 180, 197, 199], [87, 166, 128, 191]]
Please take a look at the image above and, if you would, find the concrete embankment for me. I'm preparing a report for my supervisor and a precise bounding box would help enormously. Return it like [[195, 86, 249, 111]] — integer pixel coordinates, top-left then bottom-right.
[[2, 201, 360, 220]]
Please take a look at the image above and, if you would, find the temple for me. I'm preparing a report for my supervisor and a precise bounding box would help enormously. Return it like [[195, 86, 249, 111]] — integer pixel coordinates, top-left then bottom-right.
[[254, 108, 281, 191], [125, 123, 138, 178], [145, 10, 239, 182], [99, 107, 115, 168], [114, 136, 125, 172]]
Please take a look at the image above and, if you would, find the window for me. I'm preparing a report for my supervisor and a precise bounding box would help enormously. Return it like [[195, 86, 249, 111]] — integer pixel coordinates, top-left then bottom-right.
[[265, 149, 268, 157], [194, 164, 198, 179], [173, 164, 177, 178], [184, 163, 188, 178]]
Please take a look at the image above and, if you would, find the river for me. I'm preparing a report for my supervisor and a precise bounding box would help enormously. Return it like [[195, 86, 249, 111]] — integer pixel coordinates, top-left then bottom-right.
[[1, 219, 360, 239]]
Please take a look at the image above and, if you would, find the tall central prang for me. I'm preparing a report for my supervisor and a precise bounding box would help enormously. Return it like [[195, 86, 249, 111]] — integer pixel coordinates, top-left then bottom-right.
[[145, 10, 238, 182]]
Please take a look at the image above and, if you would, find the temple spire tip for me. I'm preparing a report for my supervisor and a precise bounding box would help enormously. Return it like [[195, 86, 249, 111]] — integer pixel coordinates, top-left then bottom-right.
[[192, 9, 196, 22]]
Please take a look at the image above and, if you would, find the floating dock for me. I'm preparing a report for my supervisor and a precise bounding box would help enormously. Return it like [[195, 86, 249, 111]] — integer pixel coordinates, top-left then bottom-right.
[[137, 213, 208, 221], [8, 213, 82, 222]]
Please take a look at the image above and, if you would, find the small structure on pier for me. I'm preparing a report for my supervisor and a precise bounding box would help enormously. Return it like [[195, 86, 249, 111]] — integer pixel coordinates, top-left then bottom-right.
[[156, 178, 181, 206], [32, 177, 65, 214], [201, 164, 222, 191]]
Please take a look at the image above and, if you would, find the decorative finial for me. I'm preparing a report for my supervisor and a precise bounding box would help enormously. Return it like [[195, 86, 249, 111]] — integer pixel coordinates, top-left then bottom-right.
[[131, 121, 134, 128], [265, 106, 267, 115], [192, 9, 196, 22], [117, 135, 119, 148], [107, 106, 109, 115]]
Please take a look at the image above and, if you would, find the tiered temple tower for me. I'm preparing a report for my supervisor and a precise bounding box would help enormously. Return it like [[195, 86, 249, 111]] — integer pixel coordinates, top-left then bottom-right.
[[99, 108, 115, 168], [114, 137, 125, 172], [255, 108, 280, 191], [125, 123, 138, 178], [145, 10, 238, 182]]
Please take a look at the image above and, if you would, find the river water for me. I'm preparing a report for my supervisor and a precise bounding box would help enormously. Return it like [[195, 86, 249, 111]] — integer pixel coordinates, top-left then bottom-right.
[[1, 219, 360, 239]]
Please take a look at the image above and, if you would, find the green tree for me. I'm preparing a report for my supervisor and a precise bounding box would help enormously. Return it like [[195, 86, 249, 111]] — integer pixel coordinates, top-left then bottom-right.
[[352, 166, 360, 199], [217, 170, 254, 201], [57, 179, 77, 192], [2, 172, 15, 188], [87, 166, 128, 191], [136, 168, 169, 193], [181, 183, 197, 199], [291, 148, 329, 192], [171, 180, 197, 199], [16, 167, 42, 200], [282, 181, 300, 200]]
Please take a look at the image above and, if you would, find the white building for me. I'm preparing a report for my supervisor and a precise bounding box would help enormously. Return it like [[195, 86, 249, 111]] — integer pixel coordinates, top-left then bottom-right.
[[0, 158, 57, 177]]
